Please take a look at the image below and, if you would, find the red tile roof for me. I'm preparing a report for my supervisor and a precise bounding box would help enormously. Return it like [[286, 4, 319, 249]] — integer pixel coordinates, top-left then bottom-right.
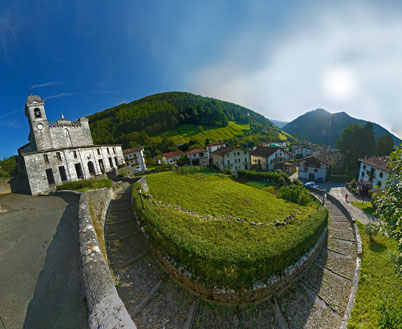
[[299, 153, 331, 166], [359, 156, 390, 172], [123, 145, 143, 155], [206, 141, 226, 147], [162, 150, 183, 158], [212, 146, 248, 156], [187, 148, 206, 155]]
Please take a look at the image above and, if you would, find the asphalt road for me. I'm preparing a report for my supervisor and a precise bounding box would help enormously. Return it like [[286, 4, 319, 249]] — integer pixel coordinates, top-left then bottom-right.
[[0, 193, 88, 329]]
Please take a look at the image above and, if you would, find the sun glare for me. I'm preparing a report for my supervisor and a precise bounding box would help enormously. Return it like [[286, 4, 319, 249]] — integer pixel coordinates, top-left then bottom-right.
[[322, 67, 357, 102]]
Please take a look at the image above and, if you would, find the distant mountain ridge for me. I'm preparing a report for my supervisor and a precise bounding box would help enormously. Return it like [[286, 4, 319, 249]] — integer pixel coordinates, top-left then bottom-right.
[[282, 108, 401, 146], [270, 120, 289, 129]]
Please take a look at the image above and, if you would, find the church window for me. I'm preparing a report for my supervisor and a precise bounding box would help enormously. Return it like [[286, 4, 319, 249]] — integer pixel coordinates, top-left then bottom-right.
[[114, 157, 119, 166], [109, 157, 114, 168], [107, 148, 110, 154], [34, 108, 42, 118], [97, 149, 101, 155], [44, 154, 49, 164], [56, 152, 62, 161], [113, 147, 116, 154], [73, 151, 77, 159]]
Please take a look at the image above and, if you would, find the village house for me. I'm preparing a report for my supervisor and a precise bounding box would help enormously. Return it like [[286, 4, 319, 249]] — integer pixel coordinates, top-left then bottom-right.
[[292, 145, 313, 158], [212, 146, 251, 175], [251, 146, 291, 171], [123, 145, 146, 173], [187, 149, 209, 166], [277, 161, 297, 175], [206, 141, 226, 156], [17, 95, 125, 195], [162, 150, 183, 165], [358, 156, 390, 190], [298, 153, 331, 182]]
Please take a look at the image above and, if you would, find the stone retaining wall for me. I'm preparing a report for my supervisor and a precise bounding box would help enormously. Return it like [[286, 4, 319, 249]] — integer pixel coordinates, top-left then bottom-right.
[[0, 179, 11, 195], [150, 226, 327, 305], [64, 186, 136, 329]]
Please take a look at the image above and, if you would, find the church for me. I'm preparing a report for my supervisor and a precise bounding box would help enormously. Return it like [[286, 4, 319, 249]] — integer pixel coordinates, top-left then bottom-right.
[[17, 95, 125, 195]]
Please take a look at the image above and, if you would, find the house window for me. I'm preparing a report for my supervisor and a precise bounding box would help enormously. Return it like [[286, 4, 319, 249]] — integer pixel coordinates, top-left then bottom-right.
[[363, 165, 366, 170], [97, 149, 101, 155], [56, 152, 62, 161], [377, 181, 381, 187], [227, 160, 230, 165], [43, 154, 49, 164], [73, 151, 77, 159], [362, 172, 365, 177], [34, 108, 42, 118], [379, 172, 383, 178], [314, 168, 318, 173], [59, 166, 67, 181]]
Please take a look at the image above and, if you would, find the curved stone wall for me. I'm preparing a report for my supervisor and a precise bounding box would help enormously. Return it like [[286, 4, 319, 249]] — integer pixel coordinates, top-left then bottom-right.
[[59, 187, 137, 329]]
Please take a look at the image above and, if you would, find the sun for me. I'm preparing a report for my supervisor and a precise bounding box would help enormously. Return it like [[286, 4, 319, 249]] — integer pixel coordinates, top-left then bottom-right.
[[322, 67, 357, 102]]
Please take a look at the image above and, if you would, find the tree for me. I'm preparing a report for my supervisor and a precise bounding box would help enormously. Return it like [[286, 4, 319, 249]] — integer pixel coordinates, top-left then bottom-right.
[[357, 179, 372, 198], [373, 145, 402, 274], [376, 134, 394, 156], [337, 123, 376, 172], [364, 223, 380, 242]]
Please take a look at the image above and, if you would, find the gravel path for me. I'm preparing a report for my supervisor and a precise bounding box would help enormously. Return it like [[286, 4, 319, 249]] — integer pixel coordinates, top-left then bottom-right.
[[106, 187, 358, 329]]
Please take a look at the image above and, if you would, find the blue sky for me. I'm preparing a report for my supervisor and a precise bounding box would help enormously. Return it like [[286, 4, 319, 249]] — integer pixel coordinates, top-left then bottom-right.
[[1, 0, 402, 158]]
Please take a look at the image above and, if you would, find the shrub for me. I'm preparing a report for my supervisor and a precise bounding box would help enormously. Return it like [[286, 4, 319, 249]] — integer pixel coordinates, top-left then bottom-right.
[[237, 169, 289, 185], [56, 178, 113, 191], [293, 179, 303, 186], [224, 168, 233, 176], [279, 185, 312, 206], [350, 177, 357, 189], [365, 223, 380, 242], [377, 294, 402, 329]]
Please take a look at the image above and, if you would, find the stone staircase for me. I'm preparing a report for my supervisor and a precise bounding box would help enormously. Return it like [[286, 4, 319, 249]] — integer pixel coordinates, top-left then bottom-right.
[[105, 188, 358, 329]]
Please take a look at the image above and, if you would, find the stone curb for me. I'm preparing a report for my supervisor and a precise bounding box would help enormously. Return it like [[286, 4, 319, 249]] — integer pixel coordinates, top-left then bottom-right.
[[308, 186, 362, 329], [58, 188, 136, 329]]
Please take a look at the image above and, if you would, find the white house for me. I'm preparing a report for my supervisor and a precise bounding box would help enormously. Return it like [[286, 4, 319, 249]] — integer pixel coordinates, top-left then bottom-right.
[[251, 147, 291, 171], [212, 146, 251, 175], [292, 145, 313, 158], [162, 150, 183, 165], [298, 153, 330, 182], [187, 148, 209, 166], [358, 156, 390, 190], [206, 142, 226, 156], [123, 146, 146, 173]]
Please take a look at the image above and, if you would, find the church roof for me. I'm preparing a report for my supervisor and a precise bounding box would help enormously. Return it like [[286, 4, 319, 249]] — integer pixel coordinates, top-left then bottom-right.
[[26, 95, 44, 105]]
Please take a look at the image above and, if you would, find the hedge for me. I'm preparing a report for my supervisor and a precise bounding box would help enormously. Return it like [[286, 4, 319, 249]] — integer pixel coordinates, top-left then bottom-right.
[[132, 180, 327, 290], [237, 169, 289, 186]]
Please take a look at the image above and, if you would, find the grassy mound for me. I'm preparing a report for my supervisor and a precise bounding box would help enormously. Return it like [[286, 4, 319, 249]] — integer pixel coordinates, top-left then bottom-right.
[[133, 171, 327, 290]]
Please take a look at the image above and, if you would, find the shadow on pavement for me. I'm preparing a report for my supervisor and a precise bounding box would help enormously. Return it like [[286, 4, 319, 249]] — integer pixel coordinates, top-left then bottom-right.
[[23, 193, 88, 329]]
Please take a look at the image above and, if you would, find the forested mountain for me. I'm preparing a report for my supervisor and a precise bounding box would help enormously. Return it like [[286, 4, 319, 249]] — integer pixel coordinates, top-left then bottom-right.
[[88, 92, 291, 156], [282, 108, 401, 146]]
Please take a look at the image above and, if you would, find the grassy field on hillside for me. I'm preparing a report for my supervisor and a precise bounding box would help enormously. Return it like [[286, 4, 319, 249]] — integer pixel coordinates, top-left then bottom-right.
[[146, 171, 308, 223], [351, 201, 375, 216], [134, 171, 327, 289], [348, 222, 402, 329], [150, 121, 251, 145]]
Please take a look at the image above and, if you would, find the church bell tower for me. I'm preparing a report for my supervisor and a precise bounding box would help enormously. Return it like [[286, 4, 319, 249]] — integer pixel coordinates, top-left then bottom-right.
[[25, 95, 53, 151]]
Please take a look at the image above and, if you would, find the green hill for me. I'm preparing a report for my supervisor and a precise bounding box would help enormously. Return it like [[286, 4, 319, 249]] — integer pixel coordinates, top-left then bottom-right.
[[88, 92, 293, 156], [283, 108, 401, 146]]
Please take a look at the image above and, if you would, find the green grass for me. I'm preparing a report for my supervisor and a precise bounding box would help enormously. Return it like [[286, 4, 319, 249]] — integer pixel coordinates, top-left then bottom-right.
[[133, 172, 327, 290], [348, 221, 402, 329], [56, 178, 113, 192], [351, 201, 375, 216], [150, 121, 250, 145], [146, 172, 307, 223]]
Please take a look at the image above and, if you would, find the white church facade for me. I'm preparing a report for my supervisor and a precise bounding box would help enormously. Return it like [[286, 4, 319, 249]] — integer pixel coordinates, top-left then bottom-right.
[[18, 95, 125, 195]]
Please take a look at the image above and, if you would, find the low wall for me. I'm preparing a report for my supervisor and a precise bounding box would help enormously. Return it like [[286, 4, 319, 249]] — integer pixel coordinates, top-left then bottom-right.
[[72, 186, 136, 329], [0, 179, 11, 195], [151, 227, 327, 305]]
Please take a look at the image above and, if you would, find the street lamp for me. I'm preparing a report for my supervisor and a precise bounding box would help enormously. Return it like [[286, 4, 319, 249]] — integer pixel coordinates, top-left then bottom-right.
[[137, 187, 144, 209]]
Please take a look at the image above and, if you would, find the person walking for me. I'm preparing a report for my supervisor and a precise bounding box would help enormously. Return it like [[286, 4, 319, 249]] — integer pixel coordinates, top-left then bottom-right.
[[345, 193, 349, 203]]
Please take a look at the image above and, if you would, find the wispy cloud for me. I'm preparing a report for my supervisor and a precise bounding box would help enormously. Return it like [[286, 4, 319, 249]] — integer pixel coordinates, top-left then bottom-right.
[[44, 92, 76, 100], [0, 6, 24, 60], [0, 107, 24, 119], [92, 90, 120, 95], [31, 81, 63, 89]]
